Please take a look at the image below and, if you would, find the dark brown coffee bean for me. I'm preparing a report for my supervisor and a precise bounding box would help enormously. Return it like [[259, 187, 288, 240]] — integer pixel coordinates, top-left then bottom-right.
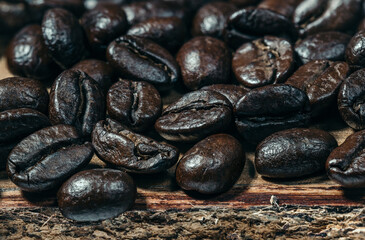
[[42, 8, 86, 69], [155, 90, 232, 142], [177, 36, 231, 90], [58, 169, 136, 221], [326, 130, 365, 188], [107, 79, 162, 132], [234, 84, 311, 143], [232, 36, 294, 88], [127, 17, 187, 53], [295, 32, 351, 64], [338, 69, 365, 130], [7, 124, 93, 192], [176, 134, 245, 194], [106, 36, 179, 91], [49, 69, 105, 137], [286, 60, 349, 117], [0, 77, 49, 113], [345, 31, 365, 71], [256, 128, 337, 178], [92, 119, 179, 173], [201, 84, 248, 107]]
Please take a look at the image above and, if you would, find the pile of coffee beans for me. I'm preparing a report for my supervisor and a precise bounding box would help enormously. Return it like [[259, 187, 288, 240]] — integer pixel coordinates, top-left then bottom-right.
[[1, 0, 365, 222]]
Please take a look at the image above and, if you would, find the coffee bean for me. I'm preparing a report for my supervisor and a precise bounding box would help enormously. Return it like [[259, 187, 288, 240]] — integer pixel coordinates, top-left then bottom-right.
[[107, 79, 162, 132], [49, 69, 105, 137], [232, 36, 294, 88], [345, 31, 365, 71], [57, 169, 136, 222], [155, 90, 232, 142], [256, 128, 337, 178], [234, 84, 311, 143], [326, 130, 365, 188], [176, 134, 245, 194], [286, 60, 349, 117], [201, 84, 248, 107], [106, 35, 180, 91], [7, 124, 93, 192], [84, 0, 129, 10], [177, 36, 231, 90], [92, 119, 179, 173]]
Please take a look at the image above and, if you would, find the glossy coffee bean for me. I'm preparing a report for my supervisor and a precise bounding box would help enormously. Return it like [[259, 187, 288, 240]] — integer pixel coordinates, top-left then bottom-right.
[[7, 125, 93, 192], [345, 31, 365, 71], [192, 2, 237, 39], [177, 36, 231, 90], [256, 128, 337, 179], [42, 8, 86, 69], [338, 69, 365, 130], [107, 79, 162, 132], [295, 32, 351, 64], [293, 0, 362, 37], [58, 169, 136, 222], [6, 24, 57, 81], [234, 84, 311, 143], [92, 119, 179, 173], [232, 36, 294, 88], [201, 84, 248, 106], [106, 36, 179, 91], [155, 90, 232, 142], [49, 70, 105, 137], [0, 77, 49, 114], [81, 5, 128, 57], [286, 60, 349, 117], [326, 130, 365, 188], [258, 0, 301, 18], [127, 17, 186, 53], [176, 134, 245, 194]]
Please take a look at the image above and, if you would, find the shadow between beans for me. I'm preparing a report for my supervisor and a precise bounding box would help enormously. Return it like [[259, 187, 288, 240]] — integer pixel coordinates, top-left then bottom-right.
[[261, 170, 329, 185], [342, 188, 365, 203], [21, 188, 58, 207]]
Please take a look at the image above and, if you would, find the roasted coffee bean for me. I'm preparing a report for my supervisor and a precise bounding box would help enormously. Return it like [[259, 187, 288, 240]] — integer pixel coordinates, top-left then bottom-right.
[[106, 36, 179, 91], [127, 17, 186, 53], [42, 8, 86, 69], [232, 36, 294, 88], [0, 77, 49, 113], [84, 0, 129, 10], [49, 69, 105, 137], [81, 5, 128, 57], [6, 24, 58, 80], [326, 130, 365, 188], [295, 32, 351, 64], [58, 169, 136, 222], [7, 125, 93, 192], [177, 36, 231, 90], [107, 79, 162, 132], [256, 128, 338, 178], [0, 1, 32, 34], [258, 0, 301, 18], [201, 84, 248, 106], [293, 0, 362, 37], [286, 60, 349, 117], [192, 2, 237, 39], [155, 90, 232, 142], [92, 119, 179, 173], [72, 59, 116, 94], [338, 69, 365, 130], [234, 84, 311, 143], [28, 0, 85, 17], [176, 134, 245, 194], [345, 31, 365, 71]]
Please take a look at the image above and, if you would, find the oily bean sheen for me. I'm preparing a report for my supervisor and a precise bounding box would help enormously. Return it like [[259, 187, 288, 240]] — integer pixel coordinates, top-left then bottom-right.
[[92, 119, 179, 173], [286, 60, 349, 117], [0, 77, 49, 114], [155, 90, 232, 142], [201, 84, 248, 107], [107, 79, 162, 132], [42, 8, 86, 69], [176, 134, 245, 195], [106, 36, 179, 91], [326, 130, 365, 188], [6, 24, 58, 80], [177, 36, 231, 90], [234, 84, 311, 144], [7, 125, 93, 192], [345, 31, 365, 70], [58, 169, 136, 222], [255, 128, 338, 179], [49, 69, 105, 137], [338, 69, 365, 130], [295, 32, 351, 64], [84, 0, 129, 10], [232, 36, 294, 88]]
